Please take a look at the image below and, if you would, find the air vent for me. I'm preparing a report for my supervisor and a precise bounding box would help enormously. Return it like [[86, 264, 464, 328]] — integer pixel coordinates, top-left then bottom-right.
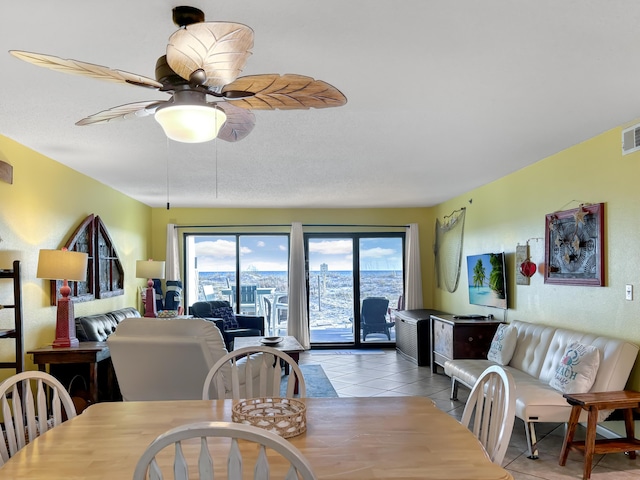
[[622, 123, 640, 155]]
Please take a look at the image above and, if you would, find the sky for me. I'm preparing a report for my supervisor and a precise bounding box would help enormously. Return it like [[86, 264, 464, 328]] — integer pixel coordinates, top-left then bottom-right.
[[192, 235, 403, 272]]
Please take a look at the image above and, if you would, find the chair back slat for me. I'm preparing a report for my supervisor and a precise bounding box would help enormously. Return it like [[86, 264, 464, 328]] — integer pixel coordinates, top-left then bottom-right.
[[197, 437, 214, 478], [172, 442, 188, 480]]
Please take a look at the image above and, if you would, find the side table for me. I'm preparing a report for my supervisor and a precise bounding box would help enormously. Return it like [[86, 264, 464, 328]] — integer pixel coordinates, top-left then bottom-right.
[[559, 390, 640, 480], [28, 342, 111, 405]]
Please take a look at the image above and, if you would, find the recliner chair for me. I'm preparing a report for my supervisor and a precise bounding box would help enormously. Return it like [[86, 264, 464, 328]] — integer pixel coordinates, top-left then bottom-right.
[[107, 317, 265, 400]]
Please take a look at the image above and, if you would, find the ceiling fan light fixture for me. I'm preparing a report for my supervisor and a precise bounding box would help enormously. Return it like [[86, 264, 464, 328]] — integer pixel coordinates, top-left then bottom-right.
[[155, 104, 227, 143]]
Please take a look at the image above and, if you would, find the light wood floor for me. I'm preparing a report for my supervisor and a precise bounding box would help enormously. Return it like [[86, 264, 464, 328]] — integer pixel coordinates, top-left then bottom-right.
[[299, 349, 640, 479]]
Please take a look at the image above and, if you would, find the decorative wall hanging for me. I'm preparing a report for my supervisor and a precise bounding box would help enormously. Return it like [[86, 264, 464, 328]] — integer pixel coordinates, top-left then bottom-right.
[[516, 238, 543, 285], [544, 203, 604, 286], [515, 244, 532, 285], [49, 214, 124, 305], [434, 207, 466, 293]]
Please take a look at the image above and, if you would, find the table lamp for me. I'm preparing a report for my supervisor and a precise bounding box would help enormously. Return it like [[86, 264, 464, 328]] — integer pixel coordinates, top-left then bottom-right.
[[136, 259, 165, 317], [37, 248, 88, 348]]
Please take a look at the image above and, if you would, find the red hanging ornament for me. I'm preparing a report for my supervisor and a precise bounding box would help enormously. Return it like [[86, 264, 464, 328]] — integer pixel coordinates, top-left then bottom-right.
[[520, 259, 537, 277]]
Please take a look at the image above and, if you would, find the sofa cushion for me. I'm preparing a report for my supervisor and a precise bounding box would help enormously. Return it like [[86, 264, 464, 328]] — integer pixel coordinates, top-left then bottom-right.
[[487, 324, 517, 365], [211, 305, 239, 329], [549, 341, 600, 394]]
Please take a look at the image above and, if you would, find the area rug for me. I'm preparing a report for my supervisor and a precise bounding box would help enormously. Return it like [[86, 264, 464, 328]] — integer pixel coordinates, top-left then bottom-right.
[[281, 364, 338, 398], [308, 349, 385, 355]]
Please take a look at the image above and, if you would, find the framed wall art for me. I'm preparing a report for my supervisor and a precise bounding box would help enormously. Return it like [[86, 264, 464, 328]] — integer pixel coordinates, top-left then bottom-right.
[[544, 203, 604, 286]]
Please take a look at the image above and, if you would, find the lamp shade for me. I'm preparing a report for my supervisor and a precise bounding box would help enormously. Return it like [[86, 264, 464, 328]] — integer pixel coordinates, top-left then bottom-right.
[[136, 260, 165, 280], [154, 104, 227, 143], [37, 249, 88, 281]]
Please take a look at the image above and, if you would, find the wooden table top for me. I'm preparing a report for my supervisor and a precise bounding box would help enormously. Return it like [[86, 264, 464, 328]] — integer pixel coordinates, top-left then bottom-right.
[[27, 341, 109, 354], [1, 396, 512, 479], [233, 335, 305, 353]]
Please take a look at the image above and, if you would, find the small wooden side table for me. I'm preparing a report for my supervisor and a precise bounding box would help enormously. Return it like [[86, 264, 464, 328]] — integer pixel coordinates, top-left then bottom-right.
[[28, 342, 111, 405], [559, 390, 640, 480]]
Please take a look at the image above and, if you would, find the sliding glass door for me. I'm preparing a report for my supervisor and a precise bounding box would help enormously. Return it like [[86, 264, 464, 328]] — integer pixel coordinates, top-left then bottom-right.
[[307, 236, 355, 344], [306, 233, 405, 346], [185, 234, 289, 334]]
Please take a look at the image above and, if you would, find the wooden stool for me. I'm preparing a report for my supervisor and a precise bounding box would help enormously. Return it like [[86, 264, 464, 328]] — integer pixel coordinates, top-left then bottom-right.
[[559, 390, 640, 480]]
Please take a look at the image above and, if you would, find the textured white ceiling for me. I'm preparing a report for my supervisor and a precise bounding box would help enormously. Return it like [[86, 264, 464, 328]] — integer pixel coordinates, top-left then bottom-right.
[[2, 1, 640, 208]]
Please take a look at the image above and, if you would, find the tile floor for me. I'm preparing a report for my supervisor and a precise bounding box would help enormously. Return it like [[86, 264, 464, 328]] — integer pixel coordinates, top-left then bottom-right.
[[298, 348, 640, 479]]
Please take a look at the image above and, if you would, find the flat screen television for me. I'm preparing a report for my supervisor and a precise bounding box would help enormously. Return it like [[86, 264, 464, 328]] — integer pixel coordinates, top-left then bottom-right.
[[466, 252, 508, 310]]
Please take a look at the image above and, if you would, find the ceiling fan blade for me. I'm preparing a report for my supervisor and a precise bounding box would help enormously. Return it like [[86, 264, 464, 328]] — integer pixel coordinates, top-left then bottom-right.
[[9, 51, 163, 89], [76, 101, 167, 126], [166, 22, 254, 88], [223, 74, 347, 110], [216, 103, 256, 142]]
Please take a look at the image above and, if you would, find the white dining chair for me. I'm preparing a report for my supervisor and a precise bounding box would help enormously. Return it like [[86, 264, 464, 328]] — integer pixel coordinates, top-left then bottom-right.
[[0, 370, 77, 466], [133, 421, 317, 480], [202, 346, 306, 400], [460, 365, 516, 465]]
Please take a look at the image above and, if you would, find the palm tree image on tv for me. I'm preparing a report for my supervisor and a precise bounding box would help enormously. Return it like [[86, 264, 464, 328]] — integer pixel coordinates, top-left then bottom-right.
[[487, 254, 506, 300], [472, 259, 486, 289], [467, 253, 507, 309]]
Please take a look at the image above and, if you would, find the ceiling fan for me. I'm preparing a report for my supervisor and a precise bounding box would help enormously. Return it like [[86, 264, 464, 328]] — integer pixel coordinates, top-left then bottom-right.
[[9, 6, 347, 143]]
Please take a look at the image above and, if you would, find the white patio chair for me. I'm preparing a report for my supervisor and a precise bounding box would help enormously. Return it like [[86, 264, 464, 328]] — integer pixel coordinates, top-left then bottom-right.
[[132, 421, 317, 480], [460, 365, 516, 465], [0, 370, 77, 466], [202, 346, 306, 400]]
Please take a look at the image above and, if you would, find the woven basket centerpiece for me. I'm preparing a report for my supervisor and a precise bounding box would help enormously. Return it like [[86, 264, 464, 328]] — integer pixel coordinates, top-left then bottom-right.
[[232, 397, 306, 438]]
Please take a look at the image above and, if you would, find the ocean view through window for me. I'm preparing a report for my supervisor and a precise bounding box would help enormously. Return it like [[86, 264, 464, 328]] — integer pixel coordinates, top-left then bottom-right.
[[185, 232, 405, 345]]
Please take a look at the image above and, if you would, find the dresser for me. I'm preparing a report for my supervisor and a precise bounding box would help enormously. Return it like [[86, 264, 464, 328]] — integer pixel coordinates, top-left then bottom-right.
[[395, 309, 447, 365], [430, 314, 503, 373]]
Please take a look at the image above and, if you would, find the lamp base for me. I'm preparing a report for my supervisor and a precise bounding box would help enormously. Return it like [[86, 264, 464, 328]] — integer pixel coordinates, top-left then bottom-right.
[[53, 292, 79, 348], [143, 284, 158, 318]]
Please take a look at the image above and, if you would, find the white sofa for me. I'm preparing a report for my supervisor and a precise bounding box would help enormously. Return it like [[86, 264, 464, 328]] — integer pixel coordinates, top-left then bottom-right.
[[444, 319, 639, 458], [108, 318, 265, 401]]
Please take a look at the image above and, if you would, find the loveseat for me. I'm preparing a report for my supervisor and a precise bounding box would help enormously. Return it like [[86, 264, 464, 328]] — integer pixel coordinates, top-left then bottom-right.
[[190, 300, 264, 350], [75, 307, 141, 342], [444, 319, 639, 459]]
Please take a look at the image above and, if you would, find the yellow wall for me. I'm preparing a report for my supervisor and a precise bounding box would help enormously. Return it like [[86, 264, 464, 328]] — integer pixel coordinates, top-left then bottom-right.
[[150, 207, 436, 305], [0, 135, 151, 379], [4, 121, 640, 390], [432, 126, 640, 389]]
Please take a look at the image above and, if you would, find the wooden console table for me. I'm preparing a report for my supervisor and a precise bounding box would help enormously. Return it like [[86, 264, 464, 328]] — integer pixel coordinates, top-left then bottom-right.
[[559, 390, 640, 480], [430, 314, 503, 374], [28, 342, 111, 405]]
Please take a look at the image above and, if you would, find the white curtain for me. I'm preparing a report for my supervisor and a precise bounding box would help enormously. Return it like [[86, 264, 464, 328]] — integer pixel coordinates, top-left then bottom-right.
[[405, 223, 424, 309], [165, 224, 180, 281], [288, 222, 310, 349]]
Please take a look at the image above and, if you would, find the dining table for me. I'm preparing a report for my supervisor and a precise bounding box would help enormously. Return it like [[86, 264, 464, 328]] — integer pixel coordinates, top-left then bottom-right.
[[0, 396, 513, 479]]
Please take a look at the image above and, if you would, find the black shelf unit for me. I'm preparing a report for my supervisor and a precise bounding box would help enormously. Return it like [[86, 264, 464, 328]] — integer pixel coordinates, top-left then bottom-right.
[[0, 260, 25, 374]]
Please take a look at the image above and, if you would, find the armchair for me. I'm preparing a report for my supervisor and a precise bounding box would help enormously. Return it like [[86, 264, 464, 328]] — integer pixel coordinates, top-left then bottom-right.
[[107, 318, 266, 400], [190, 300, 264, 350]]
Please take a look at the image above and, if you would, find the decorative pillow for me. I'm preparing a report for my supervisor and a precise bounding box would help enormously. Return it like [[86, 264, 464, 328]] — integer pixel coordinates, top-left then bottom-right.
[[211, 306, 239, 329], [549, 342, 600, 394], [487, 324, 517, 365]]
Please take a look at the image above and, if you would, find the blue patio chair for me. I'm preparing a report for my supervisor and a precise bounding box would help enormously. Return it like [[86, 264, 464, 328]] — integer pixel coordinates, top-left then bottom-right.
[[361, 297, 392, 340]]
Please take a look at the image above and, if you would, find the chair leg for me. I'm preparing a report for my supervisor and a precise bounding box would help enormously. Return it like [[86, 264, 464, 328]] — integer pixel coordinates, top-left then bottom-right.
[[450, 378, 459, 401], [525, 421, 540, 459]]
